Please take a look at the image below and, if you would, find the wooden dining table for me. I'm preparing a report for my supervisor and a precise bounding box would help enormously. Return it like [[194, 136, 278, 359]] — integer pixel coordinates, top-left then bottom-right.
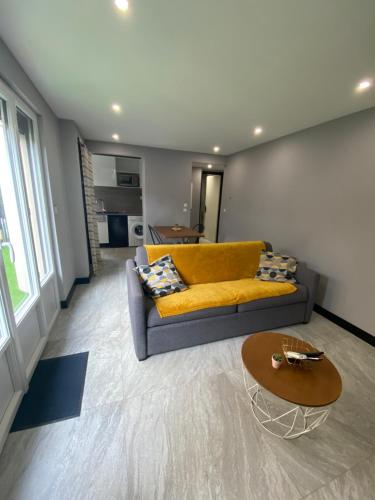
[[153, 225, 204, 242]]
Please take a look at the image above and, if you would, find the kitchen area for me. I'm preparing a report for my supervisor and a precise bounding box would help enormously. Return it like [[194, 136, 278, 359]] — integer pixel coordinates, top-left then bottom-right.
[[93, 154, 143, 247]]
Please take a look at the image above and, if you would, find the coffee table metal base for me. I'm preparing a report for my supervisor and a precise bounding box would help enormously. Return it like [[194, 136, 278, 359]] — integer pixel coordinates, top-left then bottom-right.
[[242, 366, 331, 439]]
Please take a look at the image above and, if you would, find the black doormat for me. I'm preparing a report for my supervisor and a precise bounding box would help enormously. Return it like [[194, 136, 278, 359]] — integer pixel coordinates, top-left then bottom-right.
[[11, 352, 89, 432]]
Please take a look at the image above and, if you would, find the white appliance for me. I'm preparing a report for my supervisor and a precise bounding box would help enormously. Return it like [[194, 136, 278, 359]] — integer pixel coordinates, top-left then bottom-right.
[[128, 216, 144, 246]]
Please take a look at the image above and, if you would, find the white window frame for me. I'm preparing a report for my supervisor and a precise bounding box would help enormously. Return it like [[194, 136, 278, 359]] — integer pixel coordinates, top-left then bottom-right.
[[0, 78, 55, 325], [0, 272, 12, 353], [14, 97, 54, 285], [0, 88, 38, 322]]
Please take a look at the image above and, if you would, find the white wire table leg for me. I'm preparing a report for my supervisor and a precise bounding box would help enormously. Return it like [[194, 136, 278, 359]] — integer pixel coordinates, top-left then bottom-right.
[[242, 364, 331, 439]]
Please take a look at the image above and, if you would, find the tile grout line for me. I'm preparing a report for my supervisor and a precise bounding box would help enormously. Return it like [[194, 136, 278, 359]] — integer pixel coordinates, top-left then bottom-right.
[[299, 450, 375, 499]]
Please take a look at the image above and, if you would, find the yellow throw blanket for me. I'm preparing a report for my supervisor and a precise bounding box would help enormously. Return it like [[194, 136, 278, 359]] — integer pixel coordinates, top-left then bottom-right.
[[145, 241, 266, 284], [154, 278, 297, 317], [145, 242, 297, 317]]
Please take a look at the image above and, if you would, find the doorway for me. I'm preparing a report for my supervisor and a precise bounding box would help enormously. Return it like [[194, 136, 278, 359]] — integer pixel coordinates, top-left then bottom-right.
[[199, 171, 223, 242], [90, 153, 144, 248]]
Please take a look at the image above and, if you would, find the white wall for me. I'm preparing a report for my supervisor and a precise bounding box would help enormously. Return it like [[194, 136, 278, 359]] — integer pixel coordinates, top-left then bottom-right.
[[59, 120, 90, 279], [220, 107, 375, 335], [191, 167, 202, 228], [86, 141, 227, 243], [0, 38, 75, 300], [204, 175, 221, 242]]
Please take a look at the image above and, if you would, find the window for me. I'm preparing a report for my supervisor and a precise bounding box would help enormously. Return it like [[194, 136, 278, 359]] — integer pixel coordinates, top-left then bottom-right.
[[0, 292, 10, 348], [0, 78, 54, 323], [0, 98, 34, 313], [16, 107, 51, 281]]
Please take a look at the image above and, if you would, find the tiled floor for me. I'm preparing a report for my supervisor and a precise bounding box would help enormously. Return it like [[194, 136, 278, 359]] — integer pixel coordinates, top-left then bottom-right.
[[0, 248, 374, 500]]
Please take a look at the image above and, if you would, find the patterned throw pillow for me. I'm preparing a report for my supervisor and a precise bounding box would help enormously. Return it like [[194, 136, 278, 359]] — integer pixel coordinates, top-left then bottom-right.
[[255, 251, 297, 283], [135, 254, 187, 298]]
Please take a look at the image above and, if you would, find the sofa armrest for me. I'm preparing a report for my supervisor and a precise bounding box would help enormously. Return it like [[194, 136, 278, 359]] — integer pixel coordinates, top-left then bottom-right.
[[296, 263, 320, 322], [135, 246, 148, 266], [126, 259, 148, 360]]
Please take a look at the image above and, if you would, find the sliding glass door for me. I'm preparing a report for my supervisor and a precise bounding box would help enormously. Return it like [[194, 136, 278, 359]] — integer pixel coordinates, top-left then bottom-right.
[[0, 97, 37, 316], [0, 78, 59, 447], [16, 107, 51, 283]]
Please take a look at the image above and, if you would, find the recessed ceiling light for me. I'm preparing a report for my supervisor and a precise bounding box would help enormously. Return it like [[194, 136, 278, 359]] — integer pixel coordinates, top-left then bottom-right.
[[111, 103, 122, 113], [254, 126, 263, 136], [213, 146, 220, 153], [114, 0, 129, 11], [112, 133, 120, 141], [356, 79, 372, 92], [207, 164, 212, 169]]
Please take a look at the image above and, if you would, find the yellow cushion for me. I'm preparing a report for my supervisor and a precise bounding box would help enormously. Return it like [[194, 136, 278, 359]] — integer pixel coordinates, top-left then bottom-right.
[[145, 241, 266, 285], [154, 278, 297, 318]]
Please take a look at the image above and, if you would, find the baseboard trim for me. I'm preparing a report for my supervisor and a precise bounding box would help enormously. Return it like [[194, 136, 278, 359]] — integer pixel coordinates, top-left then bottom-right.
[[60, 277, 91, 309], [46, 309, 59, 337], [75, 276, 90, 285], [60, 282, 76, 309], [25, 335, 48, 382], [0, 390, 23, 454], [314, 304, 375, 347]]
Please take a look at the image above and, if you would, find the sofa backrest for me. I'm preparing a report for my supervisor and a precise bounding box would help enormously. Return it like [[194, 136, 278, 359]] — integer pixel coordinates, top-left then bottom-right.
[[143, 241, 267, 285]]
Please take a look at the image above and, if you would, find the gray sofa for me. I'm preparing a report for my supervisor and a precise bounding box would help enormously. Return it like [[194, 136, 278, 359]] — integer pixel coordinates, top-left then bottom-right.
[[126, 244, 319, 361]]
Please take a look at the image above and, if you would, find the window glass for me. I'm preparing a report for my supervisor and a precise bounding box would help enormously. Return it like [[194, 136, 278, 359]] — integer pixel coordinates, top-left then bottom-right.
[[0, 294, 10, 346], [0, 99, 32, 312], [16, 108, 49, 280]]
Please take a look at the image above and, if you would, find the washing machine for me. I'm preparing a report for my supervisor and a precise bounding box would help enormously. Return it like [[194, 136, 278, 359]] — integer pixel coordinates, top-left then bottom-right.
[[128, 216, 144, 246]]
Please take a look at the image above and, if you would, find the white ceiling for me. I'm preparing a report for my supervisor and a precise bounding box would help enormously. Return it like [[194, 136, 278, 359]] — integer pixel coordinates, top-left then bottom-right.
[[1, 0, 375, 155]]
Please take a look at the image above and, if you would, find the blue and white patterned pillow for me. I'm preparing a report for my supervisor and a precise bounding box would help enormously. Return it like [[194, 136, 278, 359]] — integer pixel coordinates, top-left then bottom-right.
[[134, 254, 187, 298], [255, 251, 297, 283]]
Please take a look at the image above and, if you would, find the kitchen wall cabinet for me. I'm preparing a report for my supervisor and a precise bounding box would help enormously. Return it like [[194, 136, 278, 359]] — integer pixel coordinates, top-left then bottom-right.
[[92, 155, 116, 186]]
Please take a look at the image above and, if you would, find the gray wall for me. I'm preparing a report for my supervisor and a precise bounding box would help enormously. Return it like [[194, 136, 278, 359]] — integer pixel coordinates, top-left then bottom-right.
[[220, 107, 375, 335], [0, 39, 75, 300], [86, 141, 227, 243], [59, 120, 90, 279], [94, 186, 142, 215]]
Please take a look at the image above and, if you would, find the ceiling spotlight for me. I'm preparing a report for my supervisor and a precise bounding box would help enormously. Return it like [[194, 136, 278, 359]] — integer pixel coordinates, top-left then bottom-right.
[[207, 164, 212, 169], [254, 126, 263, 136], [112, 133, 120, 141], [213, 146, 220, 153], [114, 0, 129, 11], [111, 103, 122, 113], [356, 79, 372, 92]]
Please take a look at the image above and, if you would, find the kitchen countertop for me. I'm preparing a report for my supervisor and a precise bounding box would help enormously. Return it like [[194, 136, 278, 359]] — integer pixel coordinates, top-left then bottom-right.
[[96, 211, 142, 216]]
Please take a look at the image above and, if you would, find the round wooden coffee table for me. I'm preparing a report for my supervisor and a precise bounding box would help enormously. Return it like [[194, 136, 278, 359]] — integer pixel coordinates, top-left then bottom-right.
[[241, 332, 342, 439]]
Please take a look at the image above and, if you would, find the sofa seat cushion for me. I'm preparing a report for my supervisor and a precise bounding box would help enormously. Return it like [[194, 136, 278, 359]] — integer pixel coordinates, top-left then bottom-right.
[[154, 278, 297, 318], [147, 303, 236, 327], [237, 284, 307, 312]]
